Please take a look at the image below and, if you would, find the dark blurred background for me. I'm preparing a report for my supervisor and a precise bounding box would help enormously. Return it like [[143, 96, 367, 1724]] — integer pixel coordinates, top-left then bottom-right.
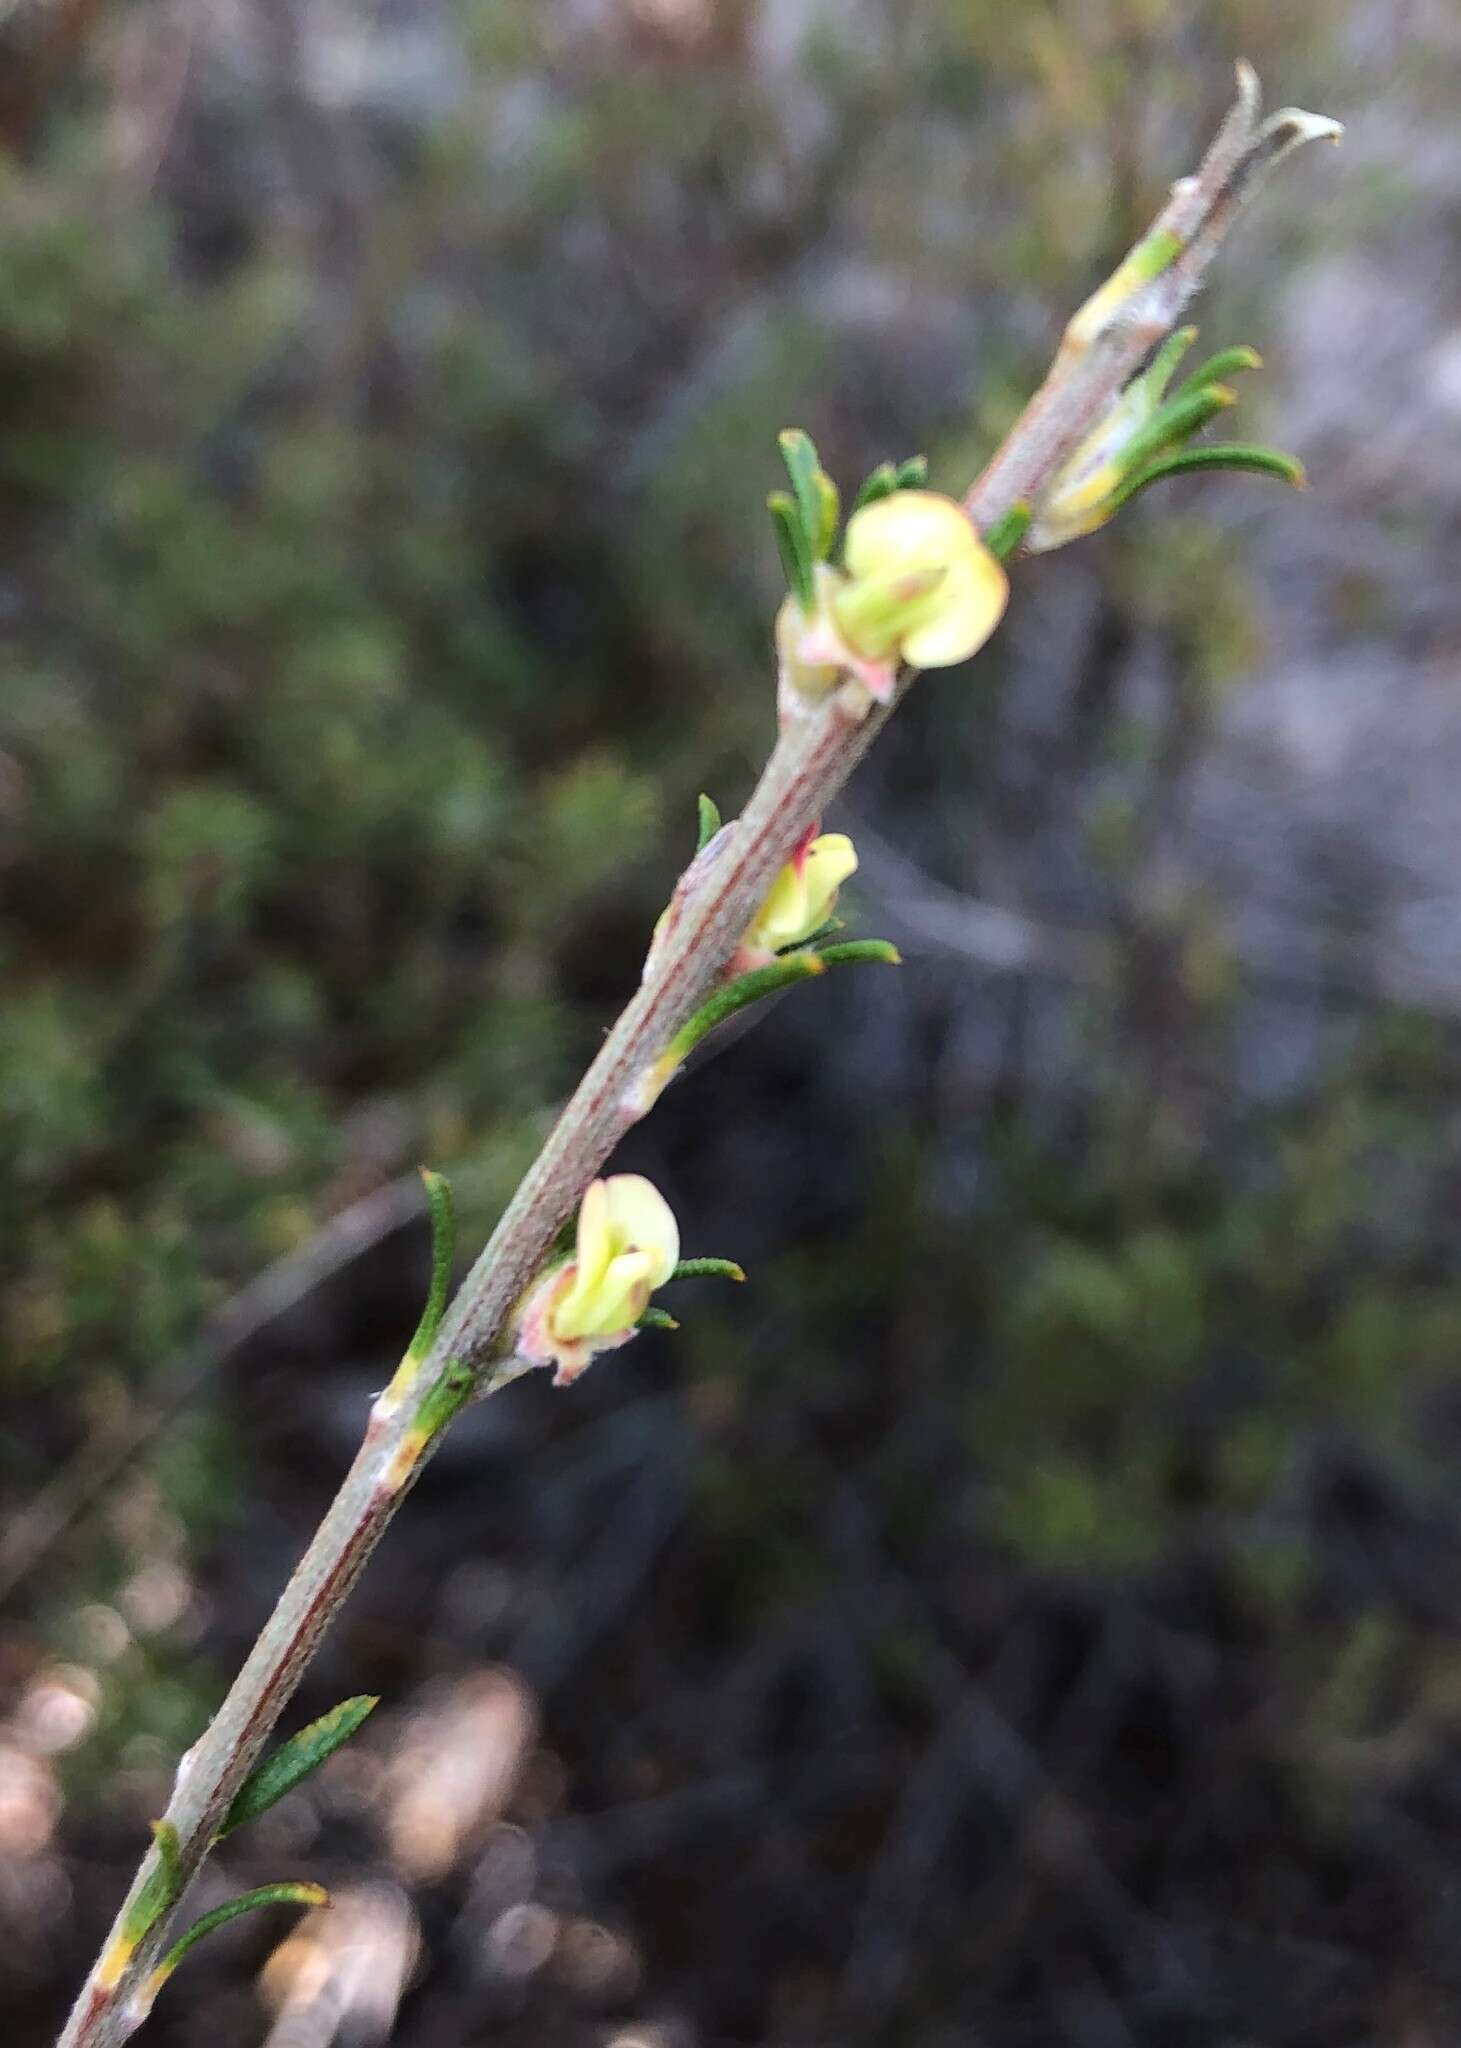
[[3, 2, 1461, 2044]]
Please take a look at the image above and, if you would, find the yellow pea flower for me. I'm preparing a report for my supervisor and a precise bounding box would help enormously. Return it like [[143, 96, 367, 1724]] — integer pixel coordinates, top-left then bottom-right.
[[834, 490, 1008, 682], [778, 492, 1008, 712], [516, 1174, 680, 1384], [737, 828, 857, 967]]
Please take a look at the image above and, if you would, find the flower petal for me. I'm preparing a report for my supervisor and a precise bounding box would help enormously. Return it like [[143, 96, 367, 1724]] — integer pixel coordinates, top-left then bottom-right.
[[800, 833, 858, 918], [575, 1179, 614, 1291], [899, 553, 1009, 668], [843, 490, 977, 579], [600, 1174, 680, 1288]]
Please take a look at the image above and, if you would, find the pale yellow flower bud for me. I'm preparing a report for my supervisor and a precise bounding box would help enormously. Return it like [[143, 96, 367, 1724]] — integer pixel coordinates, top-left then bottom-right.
[[1024, 382, 1157, 553], [739, 831, 857, 965]]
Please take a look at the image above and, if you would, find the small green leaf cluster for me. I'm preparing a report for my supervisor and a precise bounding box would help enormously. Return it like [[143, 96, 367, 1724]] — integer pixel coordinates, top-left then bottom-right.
[[767, 428, 931, 609], [1027, 326, 1306, 552]]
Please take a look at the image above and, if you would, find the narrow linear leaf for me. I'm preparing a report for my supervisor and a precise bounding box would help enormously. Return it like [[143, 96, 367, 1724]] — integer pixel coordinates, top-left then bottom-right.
[[662, 937, 902, 1075], [1121, 385, 1236, 475], [768, 491, 814, 609], [779, 429, 833, 559], [1111, 443, 1306, 514], [405, 1170, 455, 1362], [670, 1257, 747, 1284], [852, 455, 929, 518], [984, 502, 1032, 560], [220, 1696, 379, 1839], [1068, 224, 1183, 349], [636, 1306, 681, 1332], [695, 793, 722, 855], [121, 1822, 183, 1944], [132, 1824, 181, 1934], [815, 939, 903, 968], [1143, 325, 1198, 400], [1167, 345, 1262, 407], [151, 1819, 181, 1881], [852, 461, 899, 514], [664, 954, 826, 1071], [405, 1357, 475, 1445], [150, 1883, 329, 1995]]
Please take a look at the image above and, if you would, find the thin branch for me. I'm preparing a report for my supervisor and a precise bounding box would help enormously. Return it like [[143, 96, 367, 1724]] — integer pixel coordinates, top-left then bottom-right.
[[55, 66, 1336, 2048]]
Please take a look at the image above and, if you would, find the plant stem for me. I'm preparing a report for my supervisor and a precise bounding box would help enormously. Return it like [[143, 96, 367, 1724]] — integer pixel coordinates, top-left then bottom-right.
[[56, 65, 1332, 2048]]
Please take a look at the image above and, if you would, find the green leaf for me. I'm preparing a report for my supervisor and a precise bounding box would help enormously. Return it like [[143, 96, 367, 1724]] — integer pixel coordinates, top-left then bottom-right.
[[812, 468, 840, 559], [122, 1821, 183, 1945], [660, 939, 903, 1076], [149, 1883, 329, 1996], [151, 1819, 181, 1882], [695, 793, 722, 855], [1142, 325, 1198, 400], [983, 502, 1032, 561], [852, 454, 929, 517], [1110, 442, 1306, 515], [670, 1257, 747, 1284], [1129, 224, 1183, 285], [778, 429, 839, 559], [1167, 344, 1262, 408], [663, 954, 827, 1071], [1120, 385, 1236, 475], [404, 1170, 455, 1364], [405, 1356, 475, 1444], [814, 938, 902, 968], [219, 1696, 379, 1839], [1068, 224, 1183, 349], [637, 1262, 746, 1332], [768, 491, 814, 609], [852, 461, 899, 514]]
